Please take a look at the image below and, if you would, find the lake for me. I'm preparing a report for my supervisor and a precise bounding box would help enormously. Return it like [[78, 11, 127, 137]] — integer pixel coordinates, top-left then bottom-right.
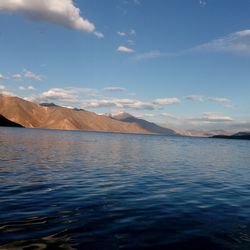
[[1, 127, 250, 249]]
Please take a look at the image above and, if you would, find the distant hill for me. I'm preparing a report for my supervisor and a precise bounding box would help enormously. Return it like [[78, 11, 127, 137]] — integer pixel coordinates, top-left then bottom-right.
[[212, 132, 250, 140], [0, 114, 23, 127], [0, 94, 155, 134], [176, 129, 232, 137], [112, 112, 177, 136]]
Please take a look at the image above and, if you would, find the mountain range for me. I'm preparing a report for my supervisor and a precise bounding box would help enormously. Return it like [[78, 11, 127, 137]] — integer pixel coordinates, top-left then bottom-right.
[[0, 94, 178, 135], [111, 112, 177, 135]]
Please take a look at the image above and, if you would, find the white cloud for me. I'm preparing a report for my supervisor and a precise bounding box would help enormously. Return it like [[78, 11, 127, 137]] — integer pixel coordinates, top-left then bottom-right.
[[81, 98, 156, 110], [127, 39, 135, 45], [153, 98, 180, 105], [117, 46, 135, 53], [130, 29, 250, 63], [12, 73, 22, 80], [117, 31, 126, 36], [161, 113, 176, 118], [132, 50, 173, 61], [81, 97, 180, 110], [0, 85, 17, 96], [207, 97, 231, 105], [24, 70, 43, 81], [19, 86, 25, 90], [0, 84, 6, 90], [133, 29, 250, 62], [28, 85, 35, 90], [12, 70, 43, 81], [194, 29, 250, 55], [29, 87, 182, 111], [40, 88, 78, 103], [199, 0, 207, 6], [186, 95, 204, 102], [19, 85, 35, 91], [103, 86, 127, 92], [186, 95, 232, 107], [0, 74, 7, 80], [36, 87, 99, 103], [94, 31, 104, 38], [190, 112, 234, 123], [0, 0, 102, 37], [0, 91, 16, 96]]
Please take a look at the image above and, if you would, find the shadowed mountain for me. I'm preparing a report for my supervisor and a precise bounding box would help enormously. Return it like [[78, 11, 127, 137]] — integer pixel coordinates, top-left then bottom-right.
[[0, 114, 24, 127], [39, 102, 59, 107], [0, 94, 155, 134], [212, 132, 250, 140], [112, 112, 177, 136]]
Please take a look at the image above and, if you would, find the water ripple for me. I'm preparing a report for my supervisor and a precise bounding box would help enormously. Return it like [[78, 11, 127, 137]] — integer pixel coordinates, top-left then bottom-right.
[[1, 128, 250, 249]]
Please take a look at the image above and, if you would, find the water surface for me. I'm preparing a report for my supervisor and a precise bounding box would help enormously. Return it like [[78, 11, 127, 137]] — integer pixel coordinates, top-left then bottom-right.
[[1, 127, 250, 249]]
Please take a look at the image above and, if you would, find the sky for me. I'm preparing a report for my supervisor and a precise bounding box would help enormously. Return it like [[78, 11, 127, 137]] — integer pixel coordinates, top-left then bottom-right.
[[0, 0, 250, 131]]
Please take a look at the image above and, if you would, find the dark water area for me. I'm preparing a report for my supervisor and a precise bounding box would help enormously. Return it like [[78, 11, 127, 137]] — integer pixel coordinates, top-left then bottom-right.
[[1, 127, 250, 249]]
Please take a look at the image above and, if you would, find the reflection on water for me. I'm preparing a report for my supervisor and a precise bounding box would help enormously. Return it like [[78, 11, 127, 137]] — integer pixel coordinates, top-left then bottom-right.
[[1, 127, 250, 249]]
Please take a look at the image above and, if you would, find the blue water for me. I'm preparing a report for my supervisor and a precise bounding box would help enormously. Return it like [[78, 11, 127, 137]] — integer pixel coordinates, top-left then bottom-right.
[[1, 127, 250, 249]]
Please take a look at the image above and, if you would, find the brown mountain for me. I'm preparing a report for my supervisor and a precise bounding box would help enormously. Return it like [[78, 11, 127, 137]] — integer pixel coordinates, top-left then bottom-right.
[[112, 112, 177, 136], [0, 94, 153, 134]]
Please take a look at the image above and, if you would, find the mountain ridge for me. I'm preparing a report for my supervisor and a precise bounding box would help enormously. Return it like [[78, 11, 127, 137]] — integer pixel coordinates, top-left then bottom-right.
[[0, 94, 166, 134]]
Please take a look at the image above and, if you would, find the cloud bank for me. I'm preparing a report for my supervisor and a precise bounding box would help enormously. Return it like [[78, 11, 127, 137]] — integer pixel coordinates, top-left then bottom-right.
[[34, 87, 180, 111]]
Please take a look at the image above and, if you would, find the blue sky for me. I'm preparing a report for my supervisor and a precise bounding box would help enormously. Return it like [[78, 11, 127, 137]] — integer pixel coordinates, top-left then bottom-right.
[[0, 0, 250, 131]]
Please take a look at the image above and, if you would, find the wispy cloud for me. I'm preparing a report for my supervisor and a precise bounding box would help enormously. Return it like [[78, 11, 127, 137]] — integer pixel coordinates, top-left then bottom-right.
[[19, 85, 35, 91], [0, 84, 17, 96], [193, 29, 250, 55], [199, 0, 207, 6], [117, 46, 135, 53], [186, 95, 204, 102], [24, 70, 43, 81], [133, 29, 250, 62], [186, 95, 233, 107], [0, 0, 103, 37], [11, 70, 44, 81], [117, 31, 126, 36], [189, 112, 234, 123], [129, 29, 136, 36], [12, 73, 22, 80], [0, 84, 6, 90], [153, 98, 180, 105], [103, 86, 127, 92], [207, 97, 232, 106], [127, 39, 135, 45], [0, 74, 7, 80], [94, 31, 104, 39], [132, 50, 174, 61]]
